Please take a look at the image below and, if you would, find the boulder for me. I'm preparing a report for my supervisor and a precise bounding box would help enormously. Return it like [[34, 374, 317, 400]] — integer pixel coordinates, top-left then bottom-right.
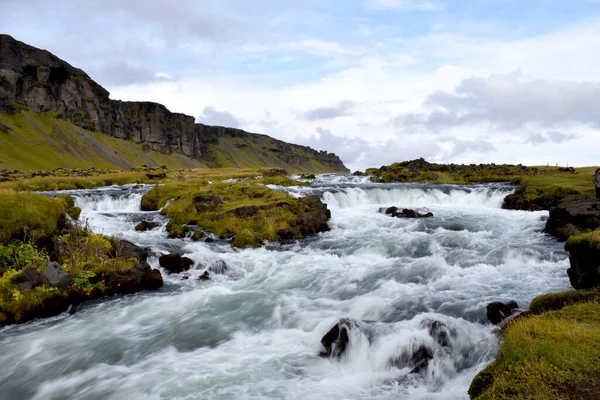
[[11, 266, 42, 291], [42, 262, 72, 288], [382, 207, 433, 218], [564, 241, 600, 290], [423, 320, 455, 347], [545, 198, 600, 240], [134, 221, 160, 231], [112, 239, 148, 262], [159, 253, 194, 274], [199, 271, 211, 281], [103, 263, 163, 294], [319, 318, 366, 358], [278, 196, 331, 240], [486, 301, 519, 325]]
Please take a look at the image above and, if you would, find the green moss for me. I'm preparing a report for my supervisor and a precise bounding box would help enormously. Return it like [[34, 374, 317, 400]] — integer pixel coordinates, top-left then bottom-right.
[[142, 181, 306, 247], [567, 229, 600, 249], [0, 193, 68, 243], [470, 302, 600, 399], [530, 290, 600, 314]]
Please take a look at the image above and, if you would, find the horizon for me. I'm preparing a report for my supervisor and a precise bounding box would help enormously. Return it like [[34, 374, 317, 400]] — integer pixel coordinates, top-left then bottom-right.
[[1, 0, 599, 171]]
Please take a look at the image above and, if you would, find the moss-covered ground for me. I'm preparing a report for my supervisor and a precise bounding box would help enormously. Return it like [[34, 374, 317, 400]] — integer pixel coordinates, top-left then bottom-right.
[[0, 191, 158, 325], [141, 178, 315, 247], [470, 293, 600, 399]]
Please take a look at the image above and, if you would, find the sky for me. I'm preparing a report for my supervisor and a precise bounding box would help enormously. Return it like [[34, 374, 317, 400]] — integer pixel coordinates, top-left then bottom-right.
[[2, 0, 600, 171]]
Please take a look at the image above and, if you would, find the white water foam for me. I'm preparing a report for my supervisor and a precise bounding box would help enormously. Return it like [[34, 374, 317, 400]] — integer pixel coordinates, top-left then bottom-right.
[[0, 177, 570, 400]]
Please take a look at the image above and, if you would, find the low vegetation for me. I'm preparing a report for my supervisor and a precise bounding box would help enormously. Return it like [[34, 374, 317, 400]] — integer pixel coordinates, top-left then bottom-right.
[[470, 292, 600, 399], [141, 179, 329, 247], [0, 191, 161, 326]]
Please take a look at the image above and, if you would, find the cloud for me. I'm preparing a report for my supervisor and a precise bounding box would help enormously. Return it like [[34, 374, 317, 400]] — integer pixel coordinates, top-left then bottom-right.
[[91, 62, 174, 87], [394, 73, 600, 132], [197, 106, 243, 128], [526, 131, 579, 144], [363, 0, 444, 11], [301, 101, 357, 121]]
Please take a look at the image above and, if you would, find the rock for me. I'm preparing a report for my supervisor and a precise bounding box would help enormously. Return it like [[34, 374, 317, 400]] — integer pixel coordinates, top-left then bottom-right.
[[112, 239, 148, 262], [103, 262, 163, 294], [204, 237, 215, 243], [486, 301, 519, 325], [42, 261, 72, 288], [385, 206, 398, 215], [134, 221, 160, 231], [227, 205, 258, 218], [300, 173, 316, 179], [191, 231, 205, 241], [545, 198, 600, 240], [199, 271, 211, 281], [564, 241, 600, 289], [390, 344, 434, 374], [423, 320, 455, 347], [319, 318, 366, 358], [193, 195, 223, 213], [11, 266, 42, 291], [263, 168, 288, 177], [159, 253, 194, 274], [278, 195, 331, 240], [209, 260, 228, 274]]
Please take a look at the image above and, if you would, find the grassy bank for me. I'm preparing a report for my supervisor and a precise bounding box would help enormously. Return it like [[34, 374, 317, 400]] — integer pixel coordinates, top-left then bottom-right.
[[469, 291, 600, 399], [0, 191, 161, 325]]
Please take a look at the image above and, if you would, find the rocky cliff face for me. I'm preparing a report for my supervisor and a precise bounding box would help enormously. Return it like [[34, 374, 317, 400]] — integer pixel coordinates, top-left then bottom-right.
[[0, 34, 348, 172]]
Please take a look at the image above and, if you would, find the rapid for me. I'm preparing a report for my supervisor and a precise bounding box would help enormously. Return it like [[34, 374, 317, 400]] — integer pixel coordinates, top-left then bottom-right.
[[0, 174, 571, 399]]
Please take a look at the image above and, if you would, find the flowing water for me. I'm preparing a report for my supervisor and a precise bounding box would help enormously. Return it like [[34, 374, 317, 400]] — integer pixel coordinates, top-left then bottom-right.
[[0, 175, 571, 400]]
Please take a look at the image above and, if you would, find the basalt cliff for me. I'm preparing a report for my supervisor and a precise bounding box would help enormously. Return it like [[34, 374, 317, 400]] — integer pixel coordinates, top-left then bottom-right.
[[0, 34, 348, 172]]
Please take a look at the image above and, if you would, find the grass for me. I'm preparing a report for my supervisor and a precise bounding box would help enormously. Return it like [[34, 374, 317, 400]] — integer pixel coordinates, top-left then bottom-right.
[[142, 180, 310, 247], [0, 192, 69, 242], [567, 229, 600, 249], [469, 301, 600, 400], [0, 111, 205, 170], [529, 289, 600, 315]]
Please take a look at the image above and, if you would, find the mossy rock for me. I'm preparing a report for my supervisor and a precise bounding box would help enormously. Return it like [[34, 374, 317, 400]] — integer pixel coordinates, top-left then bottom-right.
[[529, 289, 599, 314]]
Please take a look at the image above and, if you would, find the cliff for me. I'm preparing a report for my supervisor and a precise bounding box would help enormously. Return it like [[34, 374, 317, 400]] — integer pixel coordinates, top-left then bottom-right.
[[0, 34, 348, 173]]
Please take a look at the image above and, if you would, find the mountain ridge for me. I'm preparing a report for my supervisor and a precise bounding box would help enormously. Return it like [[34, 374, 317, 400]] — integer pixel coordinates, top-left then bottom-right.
[[0, 34, 348, 172]]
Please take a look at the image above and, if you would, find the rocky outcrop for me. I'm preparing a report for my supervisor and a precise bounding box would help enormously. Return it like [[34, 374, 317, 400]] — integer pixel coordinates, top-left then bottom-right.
[[545, 198, 600, 240], [0, 34, 349, 172], [564, 241, 600, 290], [277, 195, 331, 240]]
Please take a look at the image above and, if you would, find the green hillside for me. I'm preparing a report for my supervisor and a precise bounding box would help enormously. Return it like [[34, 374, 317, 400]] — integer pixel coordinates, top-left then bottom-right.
[[0, 111, 204, 170]]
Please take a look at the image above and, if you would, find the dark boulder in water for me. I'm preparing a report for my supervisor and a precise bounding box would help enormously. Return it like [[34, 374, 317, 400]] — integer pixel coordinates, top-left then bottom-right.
[[112, 239, 149, 262], [134, 221, 160, 231], [390, 344, 434, 374], [209, 260, 228, 274], [486, 301, 519, 325], [199, 271, 211, 281], [423, 319, 455, 347], [103, 262, 163, 294], [319, 318, 364, 358], [159, 254, 194, 274], [383, 207, 433, 218]]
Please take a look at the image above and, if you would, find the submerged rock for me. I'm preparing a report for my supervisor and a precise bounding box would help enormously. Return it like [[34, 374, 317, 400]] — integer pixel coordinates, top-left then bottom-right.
[[383, 207, 433, 218], [199, 271, 211, 281], [159, 253, 194, 274], [319, 319, 353, 358], [486, 301, 519, 325], [43, 261, 72, 288], [208, 260, 228, 274], [391, 344, 434, 374], [134, 221, 160, 231]]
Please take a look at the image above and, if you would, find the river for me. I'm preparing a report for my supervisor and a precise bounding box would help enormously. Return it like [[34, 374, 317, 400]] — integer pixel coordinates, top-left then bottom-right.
[[0, 174, 571, 399]]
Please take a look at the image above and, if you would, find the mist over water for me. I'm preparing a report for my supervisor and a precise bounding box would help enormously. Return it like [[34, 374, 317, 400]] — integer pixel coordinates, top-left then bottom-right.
[[0, 177, 570, 399]]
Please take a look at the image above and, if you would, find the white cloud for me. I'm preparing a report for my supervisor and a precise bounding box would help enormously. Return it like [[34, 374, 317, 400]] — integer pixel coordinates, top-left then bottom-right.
[[363, 0, 445, 11]]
